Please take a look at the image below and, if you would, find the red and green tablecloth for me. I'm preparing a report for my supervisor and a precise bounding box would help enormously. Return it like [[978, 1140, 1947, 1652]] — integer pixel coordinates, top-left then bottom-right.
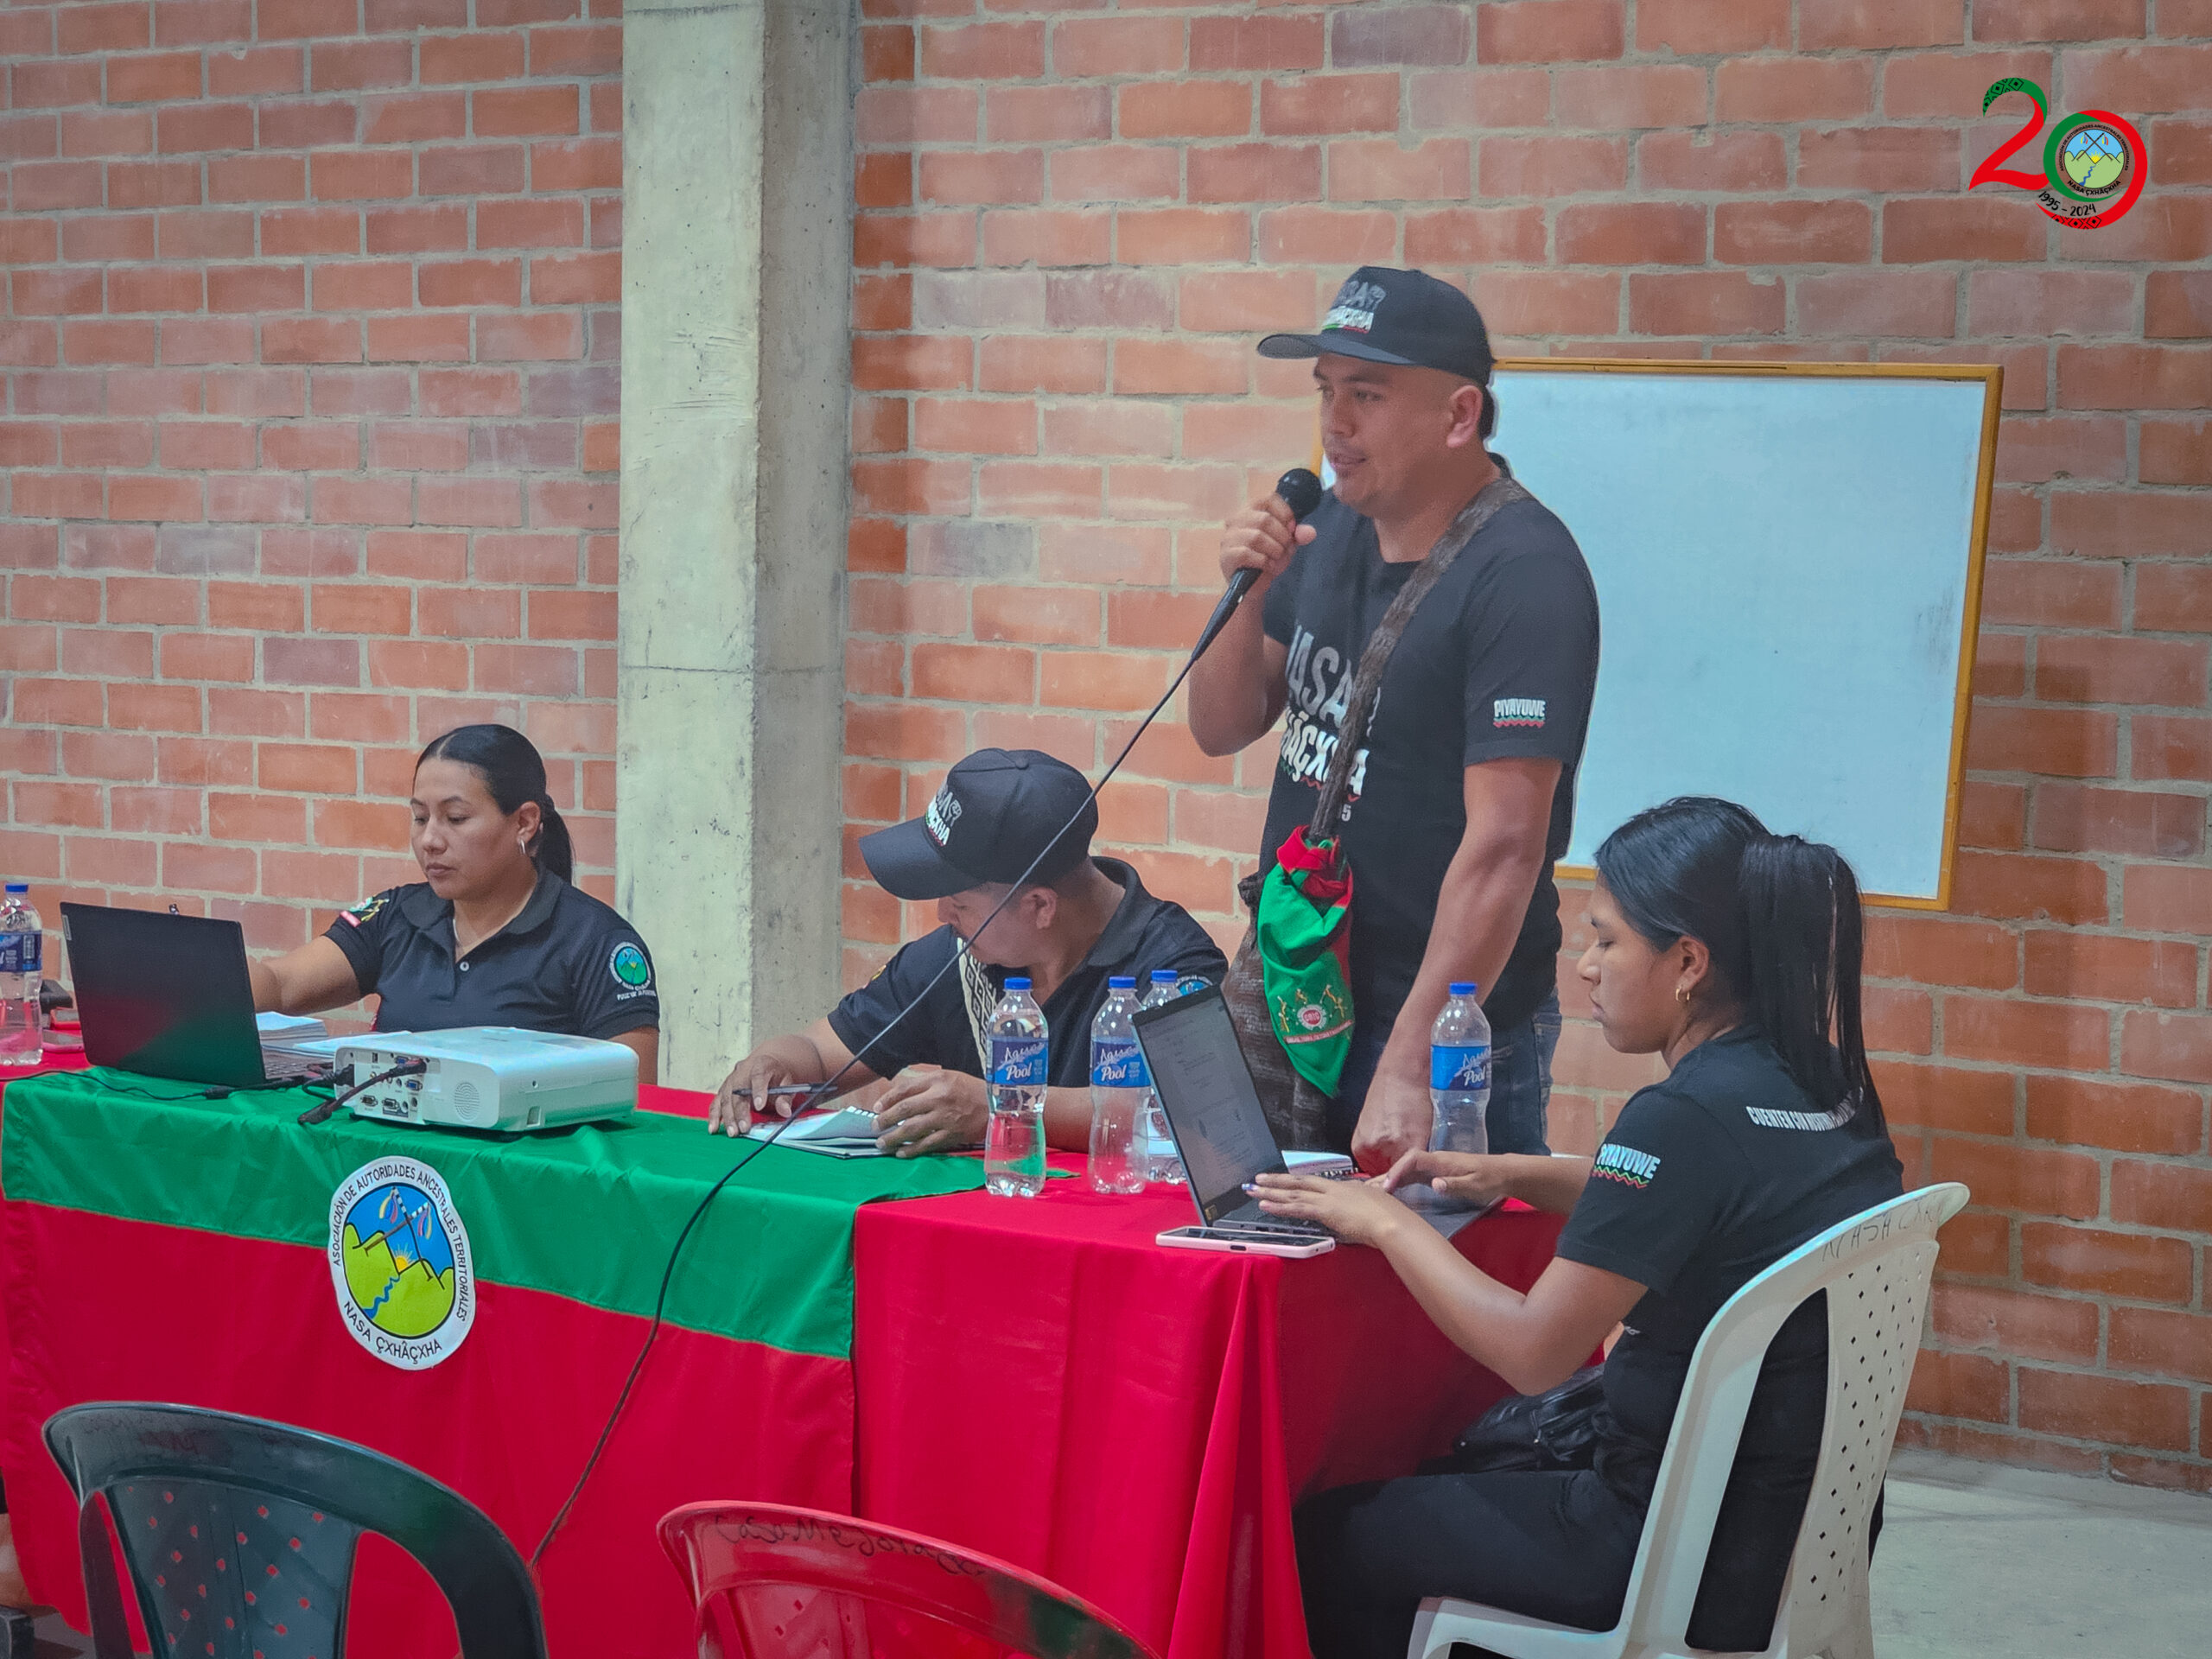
[[0, 1068, 982, 1656], [3, 1065, 1567, 1657]]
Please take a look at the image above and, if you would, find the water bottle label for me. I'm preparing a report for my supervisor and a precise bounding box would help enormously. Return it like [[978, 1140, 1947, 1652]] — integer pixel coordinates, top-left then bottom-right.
[[0, 932, 34, 976], [1431, 1044, 1490, 1092], [1090, 1038, 1149, 1089], [988, 1035, 1048, 1088]]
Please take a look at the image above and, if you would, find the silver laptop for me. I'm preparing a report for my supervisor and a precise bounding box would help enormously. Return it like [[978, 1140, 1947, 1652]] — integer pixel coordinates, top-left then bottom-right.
[[1131, 984, 1351, 1237]]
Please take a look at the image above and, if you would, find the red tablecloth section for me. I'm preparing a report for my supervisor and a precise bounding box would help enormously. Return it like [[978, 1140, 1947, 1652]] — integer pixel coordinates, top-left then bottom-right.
[[854, 1160, 1563, 1659]]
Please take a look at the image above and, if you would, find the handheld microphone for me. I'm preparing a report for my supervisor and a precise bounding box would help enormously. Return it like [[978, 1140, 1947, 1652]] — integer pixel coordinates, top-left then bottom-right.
[[1194, 467, 1325, 664]]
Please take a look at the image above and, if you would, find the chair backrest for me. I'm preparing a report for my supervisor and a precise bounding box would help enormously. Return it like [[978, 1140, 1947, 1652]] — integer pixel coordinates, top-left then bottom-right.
[[658, 1502, 1160, 1659], [1611, 1182, 1968, 1656], [44, 1403, 546, 1659]]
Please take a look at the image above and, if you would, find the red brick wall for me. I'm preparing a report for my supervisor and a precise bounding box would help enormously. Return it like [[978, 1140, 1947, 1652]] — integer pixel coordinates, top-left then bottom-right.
[[844, 2, 2212, 1488], [0, 0, 623, 963]]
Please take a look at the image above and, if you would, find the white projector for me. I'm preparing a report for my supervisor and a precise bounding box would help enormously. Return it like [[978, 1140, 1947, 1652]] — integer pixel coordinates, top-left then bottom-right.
[[334, 1027, 637, 1132]]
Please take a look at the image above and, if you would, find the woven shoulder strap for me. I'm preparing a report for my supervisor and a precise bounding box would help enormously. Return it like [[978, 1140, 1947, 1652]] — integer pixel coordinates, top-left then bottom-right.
[[1308, 472, 1533, 837], [959, 946, 996, 1071]]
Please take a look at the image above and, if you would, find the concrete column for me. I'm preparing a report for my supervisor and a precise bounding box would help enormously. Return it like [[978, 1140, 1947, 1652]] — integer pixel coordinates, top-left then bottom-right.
[[618, 0, 850, 1090]]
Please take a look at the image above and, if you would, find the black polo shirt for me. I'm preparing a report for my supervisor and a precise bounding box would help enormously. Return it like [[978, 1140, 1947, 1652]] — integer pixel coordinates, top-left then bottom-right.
[[324, 872, 659, 1041], [1557, 1027, 1903, 1649], [1260, 470, 1599, 1036], [827, 858, 1227, 1086]]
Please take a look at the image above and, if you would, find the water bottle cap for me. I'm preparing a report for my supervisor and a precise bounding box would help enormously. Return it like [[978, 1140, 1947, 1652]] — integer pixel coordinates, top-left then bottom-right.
[[1448, 981, 1478, 997], [1150, 969, 1179, 982], [1108, 975, 1135, 989], [3, 883, 24, 893], [1004, 977, 1032, 991]]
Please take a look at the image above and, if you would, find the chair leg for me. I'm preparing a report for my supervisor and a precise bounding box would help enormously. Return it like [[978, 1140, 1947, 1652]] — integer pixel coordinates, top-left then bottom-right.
[[1818, 1592, 1876, 1659], [0, 1607, 34, 1659]]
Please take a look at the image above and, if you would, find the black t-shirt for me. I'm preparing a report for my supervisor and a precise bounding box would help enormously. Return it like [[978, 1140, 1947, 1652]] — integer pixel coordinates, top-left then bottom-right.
[[1557, 1027, 1904, 1649], [1260, 466, 1599, 1035], [324, 873, 660, 1041], [827, 859, 1227, 1087]]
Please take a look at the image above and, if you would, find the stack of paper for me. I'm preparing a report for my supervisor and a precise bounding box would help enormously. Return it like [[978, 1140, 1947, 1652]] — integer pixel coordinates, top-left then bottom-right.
[[256, 1011, 330, 1070]]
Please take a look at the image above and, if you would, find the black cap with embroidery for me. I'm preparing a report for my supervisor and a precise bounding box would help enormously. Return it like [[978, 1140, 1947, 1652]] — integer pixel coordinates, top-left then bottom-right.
[[859, 748, 1098, 900], [1258, 264, 1495, 383]]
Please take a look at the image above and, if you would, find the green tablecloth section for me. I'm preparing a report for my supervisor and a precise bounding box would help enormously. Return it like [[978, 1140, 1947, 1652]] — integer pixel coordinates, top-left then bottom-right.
[[1, 1070, 986, 1357]]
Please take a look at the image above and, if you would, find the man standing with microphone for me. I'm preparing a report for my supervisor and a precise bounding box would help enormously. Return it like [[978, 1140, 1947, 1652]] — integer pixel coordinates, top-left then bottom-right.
[[1187, 267, 1599, 1171]]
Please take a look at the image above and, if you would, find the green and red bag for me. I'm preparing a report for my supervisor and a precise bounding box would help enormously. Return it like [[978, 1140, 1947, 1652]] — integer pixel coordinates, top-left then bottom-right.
[[1255, 828, 1356, 1096]]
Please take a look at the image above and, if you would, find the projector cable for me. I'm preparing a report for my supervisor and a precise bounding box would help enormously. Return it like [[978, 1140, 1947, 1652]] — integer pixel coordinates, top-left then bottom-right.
[[296, 1058, 428, 1127]]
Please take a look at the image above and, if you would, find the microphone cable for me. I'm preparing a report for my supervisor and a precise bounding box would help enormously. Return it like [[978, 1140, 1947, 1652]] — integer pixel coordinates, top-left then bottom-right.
[[530, 467, 1325, 1568]]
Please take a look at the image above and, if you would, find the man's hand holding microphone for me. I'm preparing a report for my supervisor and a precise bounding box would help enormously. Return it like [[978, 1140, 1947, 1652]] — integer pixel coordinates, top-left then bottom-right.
[[1217, 467, 1325, 616]]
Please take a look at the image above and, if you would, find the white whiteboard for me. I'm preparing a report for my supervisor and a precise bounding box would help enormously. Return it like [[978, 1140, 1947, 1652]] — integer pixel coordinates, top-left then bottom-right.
[[1491, 363, 1995, 906]]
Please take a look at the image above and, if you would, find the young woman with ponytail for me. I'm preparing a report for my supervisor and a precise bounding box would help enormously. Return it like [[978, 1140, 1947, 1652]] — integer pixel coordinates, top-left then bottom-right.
[[1256, 797, 1903, 1659], [250, 724, 661, 1080]]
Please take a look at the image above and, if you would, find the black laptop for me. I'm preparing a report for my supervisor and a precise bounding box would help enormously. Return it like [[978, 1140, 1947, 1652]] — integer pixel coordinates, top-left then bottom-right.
[[61, 905, 328, 1090]]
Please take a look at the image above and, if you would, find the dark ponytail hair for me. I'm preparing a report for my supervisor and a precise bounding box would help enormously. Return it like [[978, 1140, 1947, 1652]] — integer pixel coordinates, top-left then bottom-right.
[[416, 724, 574, 885], [1593, 797, 1884, 1129]]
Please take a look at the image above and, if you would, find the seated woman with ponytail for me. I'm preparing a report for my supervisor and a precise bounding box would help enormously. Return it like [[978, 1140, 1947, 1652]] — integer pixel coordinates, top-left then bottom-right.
[[250, 724, 661, 1081], [1255, 797, 1903, 1659]]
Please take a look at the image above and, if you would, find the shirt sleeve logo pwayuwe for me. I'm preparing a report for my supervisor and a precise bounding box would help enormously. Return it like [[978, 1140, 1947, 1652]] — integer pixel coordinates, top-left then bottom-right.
[[1592, 1143, 1661, 1189]]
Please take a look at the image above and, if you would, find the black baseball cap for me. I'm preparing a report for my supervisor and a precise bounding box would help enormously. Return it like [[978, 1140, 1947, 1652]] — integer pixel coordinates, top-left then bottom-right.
[[859, 748, 1098, 900], [1258, 265, 1495, 383]]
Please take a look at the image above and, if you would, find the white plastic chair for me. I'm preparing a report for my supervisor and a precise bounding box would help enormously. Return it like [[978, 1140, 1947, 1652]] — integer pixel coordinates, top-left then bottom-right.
[[1410, 1181, 1969, 1659]]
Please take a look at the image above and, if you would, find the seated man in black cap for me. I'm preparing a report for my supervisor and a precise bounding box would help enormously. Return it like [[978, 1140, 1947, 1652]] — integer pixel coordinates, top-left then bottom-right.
[[709, 747, 1228, 1157]]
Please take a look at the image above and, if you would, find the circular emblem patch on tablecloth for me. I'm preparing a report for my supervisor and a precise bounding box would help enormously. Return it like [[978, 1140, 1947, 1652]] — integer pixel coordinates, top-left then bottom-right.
[[327, 1157, 475, 1370]]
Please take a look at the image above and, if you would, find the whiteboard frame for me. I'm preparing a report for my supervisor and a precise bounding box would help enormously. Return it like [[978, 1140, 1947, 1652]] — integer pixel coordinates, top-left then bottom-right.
[[1338, 359, 2003, 912]]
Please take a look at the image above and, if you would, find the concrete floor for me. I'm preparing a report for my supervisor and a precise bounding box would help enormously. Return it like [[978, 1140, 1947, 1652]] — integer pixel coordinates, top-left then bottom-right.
[[22, 1450, 2212, 1656], [1872, 1450, 2212, 1659]]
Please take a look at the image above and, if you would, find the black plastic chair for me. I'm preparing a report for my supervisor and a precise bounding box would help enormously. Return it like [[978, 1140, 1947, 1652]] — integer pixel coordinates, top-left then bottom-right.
[[44, 1402, 545, 1659]]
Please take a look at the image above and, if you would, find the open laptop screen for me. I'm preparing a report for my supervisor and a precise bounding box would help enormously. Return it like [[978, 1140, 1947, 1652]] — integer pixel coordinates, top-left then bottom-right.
[[60, 904, 270, 1088], [1131, 986, 1289, 1226]]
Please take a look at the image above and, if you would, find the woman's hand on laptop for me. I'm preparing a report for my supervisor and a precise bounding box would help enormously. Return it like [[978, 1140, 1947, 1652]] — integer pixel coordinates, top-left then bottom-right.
[[1249, 1171, 1408, 1248], [1380, 1149, 1514, 1211]]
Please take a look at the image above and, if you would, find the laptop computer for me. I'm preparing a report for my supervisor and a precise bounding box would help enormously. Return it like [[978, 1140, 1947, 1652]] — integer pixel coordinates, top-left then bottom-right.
[[61, 904, 332, 1090], [1132, 983, 1356, 1246]]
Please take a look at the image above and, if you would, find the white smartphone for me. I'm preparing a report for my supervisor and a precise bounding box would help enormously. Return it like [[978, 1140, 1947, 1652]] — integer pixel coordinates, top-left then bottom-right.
[[1156, 1224, 1334, 1259]]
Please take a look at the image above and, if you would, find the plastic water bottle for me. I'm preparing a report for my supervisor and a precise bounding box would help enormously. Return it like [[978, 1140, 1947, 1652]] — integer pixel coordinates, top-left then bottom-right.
[[984, 977, 1049, 1198], [1429, 981, 1491, 1157], [1087, 976, 1147, 1195], [0, 883, 45, 1070], [1138, 969, 1188, 1185]]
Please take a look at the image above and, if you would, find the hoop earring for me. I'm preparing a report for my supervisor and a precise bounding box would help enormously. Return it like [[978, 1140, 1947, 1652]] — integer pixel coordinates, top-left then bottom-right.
[[1675, 983, 1691, 1006]]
